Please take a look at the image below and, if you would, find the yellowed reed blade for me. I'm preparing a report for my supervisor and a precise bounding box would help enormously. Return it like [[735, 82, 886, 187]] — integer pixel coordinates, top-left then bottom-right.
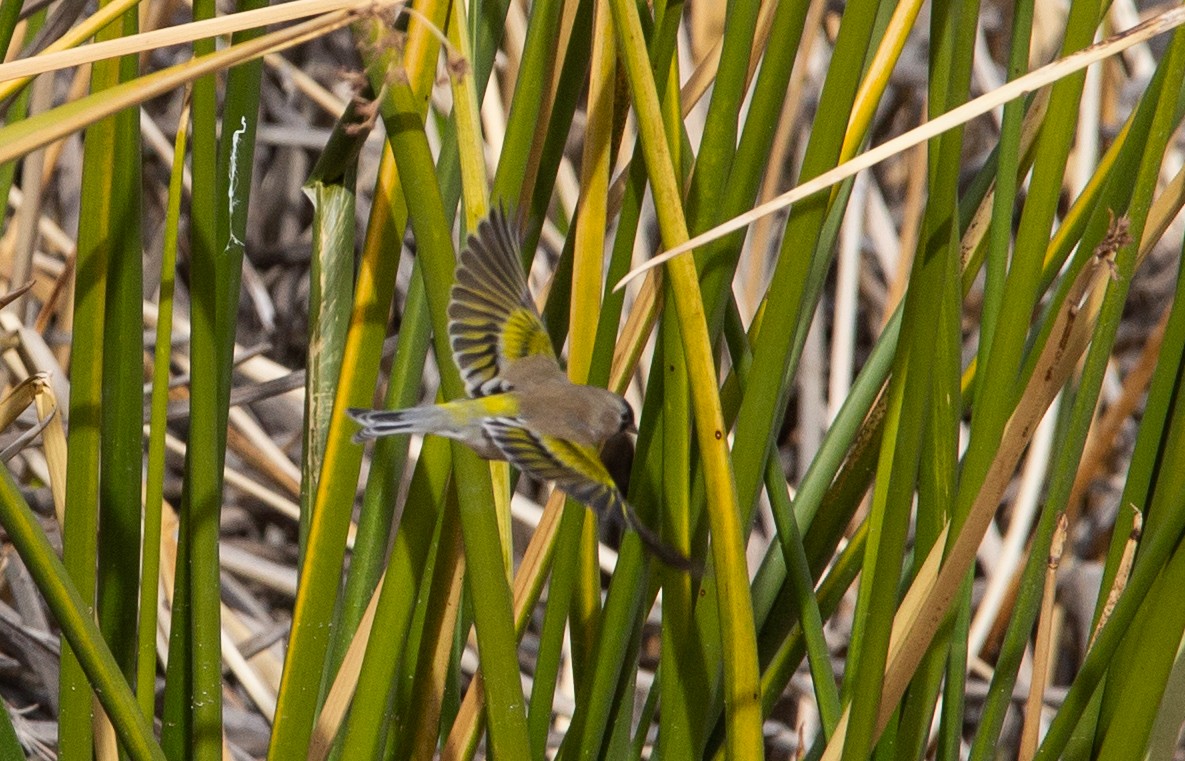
[[31, 374, 67, 525], [0, 0, 405, 91], [93, 700, 117, 761], [308, 572, 383, 761], [0, 374, 66, 525], [821, 217, 1128, 761], [0, 374, 39, 432]]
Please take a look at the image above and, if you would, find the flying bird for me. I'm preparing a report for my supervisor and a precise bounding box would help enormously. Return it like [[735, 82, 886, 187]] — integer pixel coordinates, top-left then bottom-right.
[[349, 208, 690, 569]]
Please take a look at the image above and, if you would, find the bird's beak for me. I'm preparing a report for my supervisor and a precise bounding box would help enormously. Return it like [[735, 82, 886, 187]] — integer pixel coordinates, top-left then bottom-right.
[[625, 421, 638, 435]]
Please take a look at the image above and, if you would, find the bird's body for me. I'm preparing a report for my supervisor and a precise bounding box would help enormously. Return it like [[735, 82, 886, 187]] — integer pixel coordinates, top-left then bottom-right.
[[349, 363, 628, 457], [350, 209, 689, 569]]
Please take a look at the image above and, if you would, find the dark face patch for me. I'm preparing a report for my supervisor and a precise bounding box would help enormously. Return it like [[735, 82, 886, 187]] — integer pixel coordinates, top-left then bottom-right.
[[619, 401, 636, 433]]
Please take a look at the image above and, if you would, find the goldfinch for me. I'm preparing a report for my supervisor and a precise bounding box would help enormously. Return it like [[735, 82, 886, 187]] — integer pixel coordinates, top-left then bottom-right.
[[350, 209, 689, 569]]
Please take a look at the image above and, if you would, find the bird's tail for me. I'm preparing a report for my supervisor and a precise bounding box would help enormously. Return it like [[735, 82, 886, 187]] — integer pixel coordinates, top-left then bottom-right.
[[620, 501, 699, 573], [568, 478, 698, 572], [347, 407, 452, 443]]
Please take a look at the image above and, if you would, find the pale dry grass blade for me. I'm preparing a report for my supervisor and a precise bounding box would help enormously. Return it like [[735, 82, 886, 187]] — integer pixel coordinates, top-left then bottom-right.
[[10, 77, 55, 310], [221, 623, 278, 722], [0, 0, 140, 100], [0, 0, 404, 86], [828, 173, 867, 422], [968, 396, 1060, 660], [615, 5, 1185, 290], [0, 8, 368, 166]]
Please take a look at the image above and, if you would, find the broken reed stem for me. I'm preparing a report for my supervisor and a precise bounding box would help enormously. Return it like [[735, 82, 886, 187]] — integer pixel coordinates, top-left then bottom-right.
[[1090, 506, 1143, 649], [1019, 512, 1069, 761]]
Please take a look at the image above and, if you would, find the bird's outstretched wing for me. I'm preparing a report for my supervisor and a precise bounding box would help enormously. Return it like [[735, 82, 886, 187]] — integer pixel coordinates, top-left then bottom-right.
[[483, 418, 693, 570], [449, 209, 558, 397]]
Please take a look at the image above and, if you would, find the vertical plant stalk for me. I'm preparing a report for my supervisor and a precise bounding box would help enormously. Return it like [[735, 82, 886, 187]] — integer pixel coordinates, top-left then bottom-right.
[[336, 434, 454, 758], [269, 145, 407, 758], [658, 317, 696, 756], [442, 488, 569, 759], [139, 93, 190, 720], [762, 454, 841, 737], [1039, 42, 1185, 758], [569, 0, 612, 383], [268, 4, 447, 755], [850, 3, 978, 755], [381, 72, 534, 759], [696, 11, 879, 724], [973, 0, 1032, 409], [566, 0, 616, 694], [607, 0, 764, 756], [327, 157, 422, 681], [96, 0, 144, 700], [158, 0, 221, 746], [447, 0, 488, 224], [337, 8, 494, 753], [300, 109, 359, 556], [399, 500, 467, 760], [59, 0, 129, 749], [490, 0, 564, 209]]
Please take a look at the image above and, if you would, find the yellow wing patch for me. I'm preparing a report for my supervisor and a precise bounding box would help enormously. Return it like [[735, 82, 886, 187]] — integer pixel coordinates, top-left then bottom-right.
[[501, 309, 559, 366], [483, 419, 622, 518], [448, 209, 558, 397], [482, 419, 693, 569]]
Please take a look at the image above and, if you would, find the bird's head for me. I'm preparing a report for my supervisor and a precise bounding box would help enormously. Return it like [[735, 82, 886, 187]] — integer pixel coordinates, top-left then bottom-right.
[[559, 385, 637, 444], [617, 398, 637, 435]]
